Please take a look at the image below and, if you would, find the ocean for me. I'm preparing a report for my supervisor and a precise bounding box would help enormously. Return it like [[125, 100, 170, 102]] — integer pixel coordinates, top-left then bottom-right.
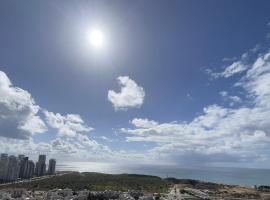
[[57, 162, 270, 187]]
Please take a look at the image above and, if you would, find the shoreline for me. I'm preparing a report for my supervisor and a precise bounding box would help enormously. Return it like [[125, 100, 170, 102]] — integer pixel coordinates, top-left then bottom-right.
[[56, 163, 270, 187]]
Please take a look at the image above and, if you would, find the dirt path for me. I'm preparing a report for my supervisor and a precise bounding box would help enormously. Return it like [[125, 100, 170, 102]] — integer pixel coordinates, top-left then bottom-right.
[[167, 186, 182, 200]]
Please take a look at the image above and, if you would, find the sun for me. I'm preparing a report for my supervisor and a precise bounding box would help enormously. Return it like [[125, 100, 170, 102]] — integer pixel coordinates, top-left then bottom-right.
[[88, 29, 105, 48]]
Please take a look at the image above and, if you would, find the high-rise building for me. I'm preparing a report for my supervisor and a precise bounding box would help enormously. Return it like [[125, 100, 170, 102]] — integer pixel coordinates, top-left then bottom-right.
[[6, 155, 20, 181], [18, 155, 35, 179], [18, 154, 25, 178], [0, 154, 8, 160], [18, 154, 25, 160], [27, 160, 35, 178], [35, 161, 38, 175], [48, 159, 56, 175], [35, 155, 46, 176], [0, 154, 9, 181], [22, 157, 30, 178], [19, 156, 27, 178], [1, 153, 55, 182]]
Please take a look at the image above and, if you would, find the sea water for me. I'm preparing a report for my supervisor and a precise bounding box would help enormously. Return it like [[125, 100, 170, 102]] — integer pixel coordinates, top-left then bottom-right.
[[57, 162, 270, 186]]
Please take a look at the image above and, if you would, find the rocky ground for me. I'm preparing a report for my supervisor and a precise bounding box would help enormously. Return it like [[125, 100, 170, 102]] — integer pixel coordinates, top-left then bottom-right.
[[1, 177, 270, 199], [0, 189, 155, 200], [166, 179, 270, 200], [1, 185, 270, 200]]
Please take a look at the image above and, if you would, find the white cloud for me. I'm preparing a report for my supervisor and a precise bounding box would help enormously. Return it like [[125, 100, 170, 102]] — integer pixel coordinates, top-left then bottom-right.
[[205, 41, 267, 79], [0, 136, 52, 157], [228, 96, 242, 106], [100, 136, 113, 142], [205, 61, 248, 79], [0, 71, 155, 165], [208, 60, 249, 79], [0, 70, 118, 163], [131, 118, 158, 128], [50, 134, 109, 157], [219, 91, 228, 97], [221, 61, 248, 78], [0, 134, 115, 163], [108, 76, 145, 110], [219, 91, 242, 106], [0, 71, 47, 139], [120, 49, 270, 166], [44, 111, 94, 137]]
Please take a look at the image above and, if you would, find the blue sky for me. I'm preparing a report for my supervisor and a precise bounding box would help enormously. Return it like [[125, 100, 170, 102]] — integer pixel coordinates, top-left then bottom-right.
[[1, 0, 270, 168]]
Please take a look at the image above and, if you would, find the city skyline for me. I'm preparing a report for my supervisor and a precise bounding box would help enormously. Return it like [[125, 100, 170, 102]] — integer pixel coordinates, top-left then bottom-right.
[[1, 1, 270, 170], [0, 153, 56, 182]]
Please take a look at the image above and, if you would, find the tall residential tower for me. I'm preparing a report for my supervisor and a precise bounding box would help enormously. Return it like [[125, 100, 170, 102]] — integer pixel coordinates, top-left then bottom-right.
[[35, 155, 46, 177], [48, 159, 56, 175]]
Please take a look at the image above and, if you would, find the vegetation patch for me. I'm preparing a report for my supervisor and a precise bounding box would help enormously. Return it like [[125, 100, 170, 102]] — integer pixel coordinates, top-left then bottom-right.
[[0, 172, 169, 193]]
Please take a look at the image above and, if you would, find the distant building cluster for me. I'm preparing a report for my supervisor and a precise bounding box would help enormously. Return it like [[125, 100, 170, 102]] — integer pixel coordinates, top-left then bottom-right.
[[0, 154, 56, 182]]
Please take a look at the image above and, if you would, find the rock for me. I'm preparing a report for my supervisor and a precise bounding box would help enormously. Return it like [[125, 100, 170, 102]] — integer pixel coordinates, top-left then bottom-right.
[[119, 193, 135, 200]]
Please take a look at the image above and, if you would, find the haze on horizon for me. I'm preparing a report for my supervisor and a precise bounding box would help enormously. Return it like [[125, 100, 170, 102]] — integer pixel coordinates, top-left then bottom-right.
[[1, 0, 270, 170]]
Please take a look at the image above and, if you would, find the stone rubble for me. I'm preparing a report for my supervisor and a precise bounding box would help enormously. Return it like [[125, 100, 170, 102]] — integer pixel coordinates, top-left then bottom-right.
[[0, 189, 157, 200]]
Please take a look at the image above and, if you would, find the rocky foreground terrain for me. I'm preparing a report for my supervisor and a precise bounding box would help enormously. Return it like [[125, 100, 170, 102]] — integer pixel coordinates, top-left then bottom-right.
[[1, 182, 270, 200], [0, 189, 155, 200], [166, 178, 270, 199]]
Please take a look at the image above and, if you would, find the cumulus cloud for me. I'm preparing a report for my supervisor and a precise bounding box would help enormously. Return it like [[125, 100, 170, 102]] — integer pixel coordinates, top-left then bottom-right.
[[0, 134, 115, 162], [242, 51, 270, 108], [0, 70, 116, 163], [219, 91, 242, 106], [120, 48, 270, 166], [0, 136, 52, 157], [0, 71, 47, 139], [131, 118, 158, 128], [50, 134, 111, 160], [44, 111, 94, 137], [108, 76, 145, 110], [41, 133, 154, 164]]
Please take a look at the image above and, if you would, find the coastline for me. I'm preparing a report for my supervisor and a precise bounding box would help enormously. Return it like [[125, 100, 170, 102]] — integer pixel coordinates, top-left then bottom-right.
[[56, 163, 270, 186]]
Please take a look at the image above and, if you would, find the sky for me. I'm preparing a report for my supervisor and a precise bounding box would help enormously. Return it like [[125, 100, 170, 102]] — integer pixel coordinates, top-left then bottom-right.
[[1, 0, 270, 169]]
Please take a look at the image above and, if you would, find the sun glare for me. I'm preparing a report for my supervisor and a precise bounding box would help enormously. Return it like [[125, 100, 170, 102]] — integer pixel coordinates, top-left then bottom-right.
[[88, 29, 105, 48]]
